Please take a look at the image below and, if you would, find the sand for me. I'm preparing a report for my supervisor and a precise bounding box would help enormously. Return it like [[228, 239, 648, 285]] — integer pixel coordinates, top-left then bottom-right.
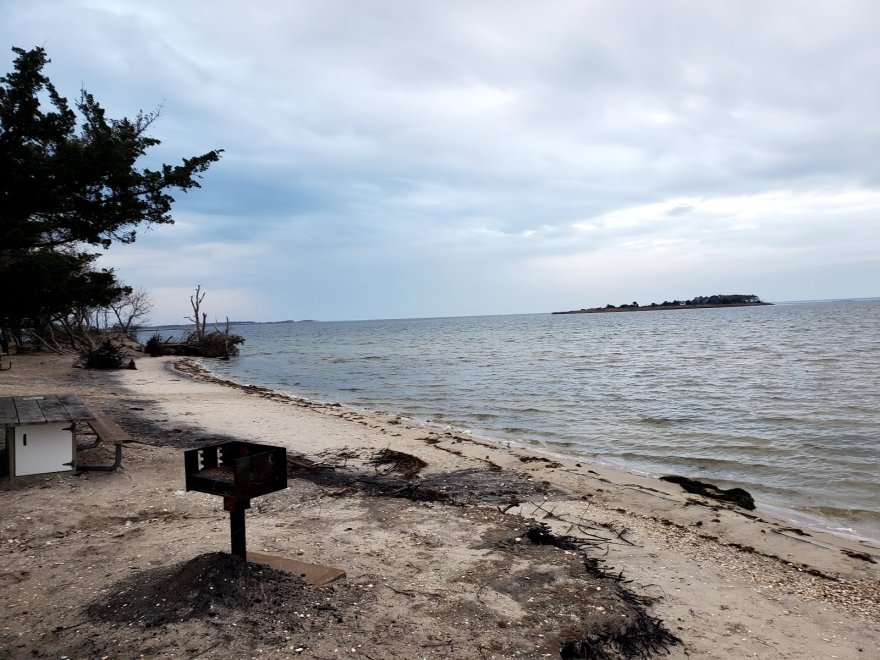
[[1, 352, 878, 659]]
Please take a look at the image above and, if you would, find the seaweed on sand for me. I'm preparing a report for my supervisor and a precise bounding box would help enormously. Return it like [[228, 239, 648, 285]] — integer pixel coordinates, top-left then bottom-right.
[[368, 448, 428, 479], [288, 449, 563, 505], [518, 524, 681, 659], [661, 475, 755, 510]]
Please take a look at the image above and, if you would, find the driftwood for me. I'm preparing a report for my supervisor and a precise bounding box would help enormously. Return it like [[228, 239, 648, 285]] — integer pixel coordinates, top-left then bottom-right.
[[146, 330, 244, 358]]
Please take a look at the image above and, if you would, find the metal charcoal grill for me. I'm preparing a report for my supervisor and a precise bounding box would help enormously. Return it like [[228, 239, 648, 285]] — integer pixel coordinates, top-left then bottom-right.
[[184, 441, 287, 558]]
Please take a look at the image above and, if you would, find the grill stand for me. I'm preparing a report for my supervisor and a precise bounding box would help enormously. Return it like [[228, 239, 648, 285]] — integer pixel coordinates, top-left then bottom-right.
[[184, 441, 346, 585], [184, 441, 288, 560]]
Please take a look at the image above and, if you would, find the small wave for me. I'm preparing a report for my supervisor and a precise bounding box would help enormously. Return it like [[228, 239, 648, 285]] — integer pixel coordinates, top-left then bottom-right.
[[780, 505, 880, 541], [632, 416, 695, 427], [614, 451, 776, 476], [797, 505, 880, 520], [753, 415, 801, 424], [503, 426, 538, 435]]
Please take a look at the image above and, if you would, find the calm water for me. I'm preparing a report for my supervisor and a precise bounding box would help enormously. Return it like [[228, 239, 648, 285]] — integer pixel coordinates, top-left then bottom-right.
[[198, 300, 880, 540]]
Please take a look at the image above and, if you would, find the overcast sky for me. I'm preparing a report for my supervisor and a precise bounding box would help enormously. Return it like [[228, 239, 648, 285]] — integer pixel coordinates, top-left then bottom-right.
[[5, 1, 880, 323]]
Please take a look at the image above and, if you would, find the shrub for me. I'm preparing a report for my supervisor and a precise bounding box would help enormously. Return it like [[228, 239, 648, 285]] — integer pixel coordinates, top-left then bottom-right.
[[81, 338, 128, 369]]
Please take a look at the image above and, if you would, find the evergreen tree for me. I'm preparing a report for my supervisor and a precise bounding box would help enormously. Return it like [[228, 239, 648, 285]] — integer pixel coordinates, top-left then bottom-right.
[[0, 46, 221, 347]]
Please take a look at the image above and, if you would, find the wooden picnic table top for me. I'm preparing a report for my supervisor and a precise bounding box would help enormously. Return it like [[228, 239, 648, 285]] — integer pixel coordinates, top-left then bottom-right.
[[0, 394, 95, 427]]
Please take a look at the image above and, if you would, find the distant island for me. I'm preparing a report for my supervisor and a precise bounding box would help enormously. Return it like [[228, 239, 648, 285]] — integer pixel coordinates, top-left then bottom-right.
[[553, 294, 771, 314]]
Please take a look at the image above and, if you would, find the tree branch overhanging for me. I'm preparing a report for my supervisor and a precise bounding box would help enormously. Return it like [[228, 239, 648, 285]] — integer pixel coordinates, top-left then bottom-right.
[[0, 46, 222, 350]]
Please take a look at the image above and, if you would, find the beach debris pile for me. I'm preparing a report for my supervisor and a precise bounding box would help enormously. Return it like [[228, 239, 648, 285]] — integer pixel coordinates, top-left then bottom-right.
[[79, 337, 138, 369], [288, 448, 563, 505], [145, 329, 245, 358], [368, 447, 428, 479]]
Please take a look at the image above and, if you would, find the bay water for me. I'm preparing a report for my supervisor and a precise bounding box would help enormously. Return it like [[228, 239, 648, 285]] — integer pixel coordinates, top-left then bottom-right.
[[194, 300, 879, 541]]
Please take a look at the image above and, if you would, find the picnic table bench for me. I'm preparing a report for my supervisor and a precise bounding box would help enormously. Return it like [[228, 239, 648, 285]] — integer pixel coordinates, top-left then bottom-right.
[[80, 413, 133, 472]]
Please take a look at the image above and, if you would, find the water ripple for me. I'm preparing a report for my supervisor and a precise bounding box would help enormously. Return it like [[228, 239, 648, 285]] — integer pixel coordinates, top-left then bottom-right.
[[205, 300, 880, 539]]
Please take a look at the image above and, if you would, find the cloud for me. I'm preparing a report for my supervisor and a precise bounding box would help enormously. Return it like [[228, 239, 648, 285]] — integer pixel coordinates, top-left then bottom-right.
[[4, 1, 880, 321]]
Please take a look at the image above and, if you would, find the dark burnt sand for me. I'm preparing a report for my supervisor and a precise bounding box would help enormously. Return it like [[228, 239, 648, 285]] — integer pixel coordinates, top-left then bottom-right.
[[0, 353, 878, 658]]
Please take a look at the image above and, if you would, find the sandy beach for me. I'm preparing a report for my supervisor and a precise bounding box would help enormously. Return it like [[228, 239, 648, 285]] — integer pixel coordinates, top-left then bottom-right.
[[1, 352, 878, 659]]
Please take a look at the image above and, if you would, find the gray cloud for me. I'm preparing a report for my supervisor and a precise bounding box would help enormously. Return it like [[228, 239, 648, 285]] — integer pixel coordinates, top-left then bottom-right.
[[4, 0, 880, 321]]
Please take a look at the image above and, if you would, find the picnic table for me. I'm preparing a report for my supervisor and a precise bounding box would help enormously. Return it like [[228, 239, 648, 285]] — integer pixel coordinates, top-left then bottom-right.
[[1, 394, 129, 477]]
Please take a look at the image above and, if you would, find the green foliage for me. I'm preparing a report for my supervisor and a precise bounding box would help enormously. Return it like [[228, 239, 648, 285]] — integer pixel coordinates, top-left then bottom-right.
[[0, 46, 221, 346], [3, 250, 124, 326], [603, 294, 763, 310], [687, 294, 762, 305]]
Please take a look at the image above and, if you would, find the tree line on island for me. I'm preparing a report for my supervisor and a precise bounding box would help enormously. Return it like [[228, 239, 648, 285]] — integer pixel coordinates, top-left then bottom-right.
[[0, 46, 241, 367], [554, 294, 769, 314]]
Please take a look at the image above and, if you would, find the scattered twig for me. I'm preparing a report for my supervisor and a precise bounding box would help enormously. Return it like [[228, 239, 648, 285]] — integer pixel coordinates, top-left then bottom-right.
[[191, 641, 223, 658], [384, 584, 445, 598], [528, 499, 564, 520], [51, 620, 90, 633], [385, 585, 418, 597]]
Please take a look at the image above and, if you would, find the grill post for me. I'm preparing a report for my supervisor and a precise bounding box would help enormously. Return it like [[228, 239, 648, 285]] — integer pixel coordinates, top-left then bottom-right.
[[225, 496, 250, 559]]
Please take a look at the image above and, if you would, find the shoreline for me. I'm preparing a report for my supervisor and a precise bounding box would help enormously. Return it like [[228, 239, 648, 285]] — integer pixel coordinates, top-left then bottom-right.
[[1, 353, 878, 657], [168, 355, 880, 566], [190, 357, 880, 546]]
